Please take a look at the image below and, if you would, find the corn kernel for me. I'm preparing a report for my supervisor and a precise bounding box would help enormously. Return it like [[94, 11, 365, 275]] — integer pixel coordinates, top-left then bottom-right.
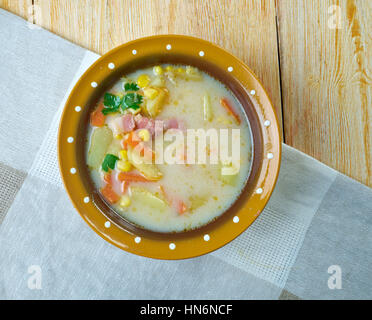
[[153, 66, 163, 75], [114, 134, 123, 140], [143, 88, 159, 100], [137, 74, 151, 87], [138, 129, 150, 142], [165, 65, 174, 72], [127, 107, 141, 115], [176, 67, 185, 73], [117, 160, 132, 172], [119, 195, 131, 208], [119, 149, 128, 160], [186, 66, 196, 74]]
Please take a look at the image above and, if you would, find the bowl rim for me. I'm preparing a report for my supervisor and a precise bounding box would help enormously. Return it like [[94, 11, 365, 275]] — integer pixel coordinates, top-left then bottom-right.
[[58, 35, 282, 260]]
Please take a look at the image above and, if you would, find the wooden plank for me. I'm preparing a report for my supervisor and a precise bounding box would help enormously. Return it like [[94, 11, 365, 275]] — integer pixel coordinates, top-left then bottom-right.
[[33, 0, 283, 130], [277, 0, 372, 187], [0, 0, 32, 20], [33, 0, 106, 53]]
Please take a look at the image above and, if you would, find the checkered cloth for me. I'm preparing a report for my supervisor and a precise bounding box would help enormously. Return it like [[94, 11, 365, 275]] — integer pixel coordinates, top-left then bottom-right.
[[0, 9, 371, 300]]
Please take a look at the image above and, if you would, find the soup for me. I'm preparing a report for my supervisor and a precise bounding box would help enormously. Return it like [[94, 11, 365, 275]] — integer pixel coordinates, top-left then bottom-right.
[[86, 64, 253, 232]]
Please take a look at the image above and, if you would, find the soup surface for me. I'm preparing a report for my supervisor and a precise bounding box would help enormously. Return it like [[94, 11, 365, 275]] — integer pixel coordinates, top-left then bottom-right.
[[86, 64, 253, 232]]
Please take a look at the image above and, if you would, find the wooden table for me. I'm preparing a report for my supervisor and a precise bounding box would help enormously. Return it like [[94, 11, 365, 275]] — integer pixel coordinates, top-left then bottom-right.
[[2, 0, 371, 187]]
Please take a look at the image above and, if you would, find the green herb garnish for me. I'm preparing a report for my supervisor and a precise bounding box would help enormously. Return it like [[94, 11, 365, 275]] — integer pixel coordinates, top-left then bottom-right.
[[121, 93, 143, 110], [124, 82, 140, 92], [102, 108, 118, 115], [101, 88, 143, 115], [104, 93, 122, 108], [102, 154, 119, 172], [102, 93, 121, 115]]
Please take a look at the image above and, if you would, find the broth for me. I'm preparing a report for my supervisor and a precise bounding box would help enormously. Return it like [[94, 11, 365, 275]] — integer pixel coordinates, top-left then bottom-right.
[[86, 64, 253, 232]]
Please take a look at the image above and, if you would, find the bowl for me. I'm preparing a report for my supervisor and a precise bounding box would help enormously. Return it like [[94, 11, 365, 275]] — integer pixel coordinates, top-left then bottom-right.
[[58, 35, 281, 260]]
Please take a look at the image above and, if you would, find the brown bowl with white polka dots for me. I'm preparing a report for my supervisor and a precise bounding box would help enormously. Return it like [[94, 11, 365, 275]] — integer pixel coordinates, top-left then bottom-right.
[[58, 35, 281, 260]]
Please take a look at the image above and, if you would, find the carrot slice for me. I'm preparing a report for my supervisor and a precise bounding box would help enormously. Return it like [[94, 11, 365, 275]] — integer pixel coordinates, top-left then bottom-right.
[[125, 131, 141, 148], [121, 139, 128, 150], [118, 172, 153, 182], [121, 181, 129, 194], [159, 185, 167, 198], [90, 103, 106, 127], [103, 173, 112, 185], [220, 98, 241, 125], [100, 184, 120, 204], [159, 185, 187, 214], [124, 132, 155, 161], [158, 185, 171, 205], [176, 200, 188, 215]]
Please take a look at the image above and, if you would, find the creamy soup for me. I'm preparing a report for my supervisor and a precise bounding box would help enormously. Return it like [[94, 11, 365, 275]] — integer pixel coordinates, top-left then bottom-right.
[[86, 64, 253, 232]]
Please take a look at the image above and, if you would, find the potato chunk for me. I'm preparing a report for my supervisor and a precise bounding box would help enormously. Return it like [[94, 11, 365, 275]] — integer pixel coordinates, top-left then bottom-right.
[[87, 126, 113, 169], [144, 88, 168, 117], [127, 148, 163, 180], [130, 186, 167, 211]]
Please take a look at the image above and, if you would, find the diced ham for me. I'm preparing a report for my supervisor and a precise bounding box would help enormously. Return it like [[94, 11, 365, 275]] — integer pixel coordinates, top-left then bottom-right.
[[165, 118, 179, 130], [135, 114, 148, 129], [107, 114, 135, 135], [164, 118, 186, 132], [146, 119, 156, 135], [134, 115, 185, 136], [121, 114, 135, 133], [154, 120, 165, 136], [135, 115, 156, 135]]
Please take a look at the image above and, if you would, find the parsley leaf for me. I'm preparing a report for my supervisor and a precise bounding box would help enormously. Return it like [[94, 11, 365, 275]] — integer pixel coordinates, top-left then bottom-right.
[[102, 154, 119, 172], [103, 93, 121, 108], [102, 106, 120, 115], [102, 93, 122, 115], [101, 89, 143, 115], [124, 82, 140, 92], [121, 93, 143, 110]]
